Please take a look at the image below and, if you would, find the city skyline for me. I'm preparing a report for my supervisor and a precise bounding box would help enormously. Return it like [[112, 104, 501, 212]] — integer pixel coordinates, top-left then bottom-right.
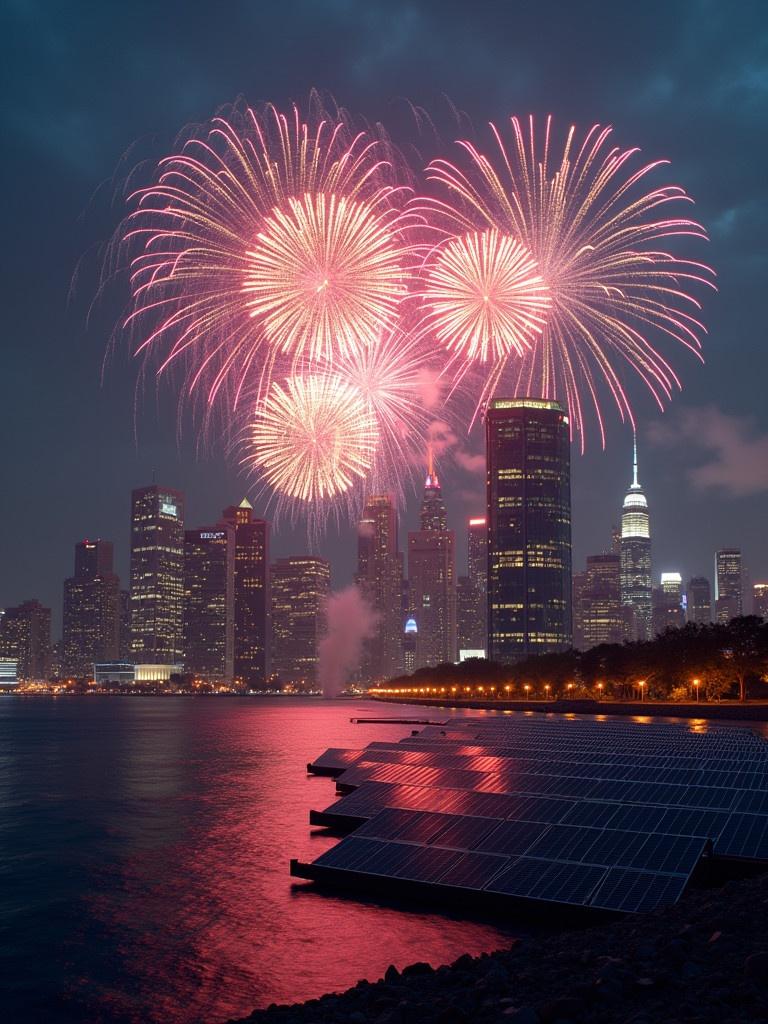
[[2, 3, 767, 631]]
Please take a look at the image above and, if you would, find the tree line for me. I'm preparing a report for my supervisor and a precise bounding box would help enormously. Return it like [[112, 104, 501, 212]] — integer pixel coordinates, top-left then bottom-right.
[[389, 617, 768, 702]]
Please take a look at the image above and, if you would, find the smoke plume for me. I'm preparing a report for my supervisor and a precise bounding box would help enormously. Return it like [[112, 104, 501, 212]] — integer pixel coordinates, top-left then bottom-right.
[[318, 586, 380, 697]]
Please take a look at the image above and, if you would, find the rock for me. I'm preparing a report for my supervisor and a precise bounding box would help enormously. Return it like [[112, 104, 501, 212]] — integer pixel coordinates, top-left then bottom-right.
[[401, 962, 433, 978], [433, 1008, 469, 1024], [535, 996, 585, 1022], [502, 1008, 539, 1023], [744, 951, 768, 982], [349, 1013, 367, 1023], [384, 966, 400, 984]]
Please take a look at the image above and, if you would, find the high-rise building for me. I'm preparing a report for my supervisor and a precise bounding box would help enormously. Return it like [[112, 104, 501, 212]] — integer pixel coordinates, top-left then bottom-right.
[[0, 600, 51, 680], [62, 540, 120, 677], [715, 548, 743, 623], [457, 575, 486, 657], [402, 617, 418, 674], [687, 577, 711, 624], [183, 525, 235, 682], [653, 572, 685, 635], [221, 499, 270, 689], [754, 583, 768, 620], [620, 438, 652, 640], [407, 453, 457, 668], [271, 556, 330, 687], [486, 398, 571, 663], [579, 553, 623, 648], [572, 569, 589, 650], [118, 589, 131, 658], [356, 495, 403, 682], [129, 485, 185, 664]]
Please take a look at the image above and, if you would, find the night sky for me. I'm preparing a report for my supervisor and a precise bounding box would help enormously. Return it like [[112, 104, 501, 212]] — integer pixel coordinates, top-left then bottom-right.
[[2, 0, 767, 632]]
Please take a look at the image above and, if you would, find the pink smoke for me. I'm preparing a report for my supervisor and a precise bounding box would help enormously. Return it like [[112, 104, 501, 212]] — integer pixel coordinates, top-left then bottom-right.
[[318, 586, 380, 697]]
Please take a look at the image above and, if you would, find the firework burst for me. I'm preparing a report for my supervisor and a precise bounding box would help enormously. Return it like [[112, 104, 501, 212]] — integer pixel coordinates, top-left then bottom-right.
[[418, 115, 715, 444], [417, 227, 550, 362], [244, 374, 378, 515], [119, 98, 417, 411]]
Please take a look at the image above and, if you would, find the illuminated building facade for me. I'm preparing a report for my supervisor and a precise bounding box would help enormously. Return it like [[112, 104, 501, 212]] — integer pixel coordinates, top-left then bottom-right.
[[402, 617, 417, 674], [183, 525, 235, 682], [653, 571, 685, 635], [356, 495, 404, 682], [0, 599, 51, 680], [687, 576, 712, 624], [62, 539, 120, 677], [407, 454, 457, 668], [271, 556, 330, 687], [221, 499, 270, 689], [457, 575, 486, 657], [754, 583, 768, 620], [715, 548, 743, 623], [620, 439, 652, 640], [129, 485, 185, 664], [578, 553, 623, 648], [486, 398, 571, 662]]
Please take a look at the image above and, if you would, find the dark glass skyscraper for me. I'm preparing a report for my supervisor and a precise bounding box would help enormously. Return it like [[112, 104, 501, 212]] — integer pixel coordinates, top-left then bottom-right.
[[356, 495, 403, 682], [183, 525, 234, 682], [486, 398, 571, 662], [129, 485, 185, 664], [687, 576, 712, 624], [270, 556, 330, 687], [715, 548, 743, 623], [62, 539, 120, 677], [221, 499, 270, 690], [407, 454, 457, 668], [620, 439, 652, 640]]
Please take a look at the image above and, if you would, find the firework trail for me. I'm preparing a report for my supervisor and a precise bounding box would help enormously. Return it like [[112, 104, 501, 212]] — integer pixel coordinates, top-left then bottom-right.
[[119, 97, 418, 413], [416, 115, 715, 445]]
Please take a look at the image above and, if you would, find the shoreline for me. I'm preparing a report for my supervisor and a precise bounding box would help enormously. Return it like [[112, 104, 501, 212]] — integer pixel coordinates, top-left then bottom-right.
[[234, 871, 768, 1023], [370, 695, 768, 722]]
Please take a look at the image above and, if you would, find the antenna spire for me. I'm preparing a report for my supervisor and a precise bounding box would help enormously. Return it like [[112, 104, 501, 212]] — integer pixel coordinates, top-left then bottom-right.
[[632, 432, 639, 489], [425, 443, 438, 488]]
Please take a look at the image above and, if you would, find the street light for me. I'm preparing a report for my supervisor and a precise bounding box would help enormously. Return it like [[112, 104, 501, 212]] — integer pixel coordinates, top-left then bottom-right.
[[693, 678, 701, 702], [597, 682, 604, 701], [524, 684, 531, 701], [544, 684, 551, 700], [639, 680, 646, 702]]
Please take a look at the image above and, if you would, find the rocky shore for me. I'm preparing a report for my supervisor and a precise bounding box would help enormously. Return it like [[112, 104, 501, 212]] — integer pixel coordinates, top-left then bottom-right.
[[233, 872, 768, 1024]]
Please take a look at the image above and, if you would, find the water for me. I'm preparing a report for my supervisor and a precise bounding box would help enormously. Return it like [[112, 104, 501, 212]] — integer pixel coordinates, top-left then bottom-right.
[[0, 697, 520, 1023]]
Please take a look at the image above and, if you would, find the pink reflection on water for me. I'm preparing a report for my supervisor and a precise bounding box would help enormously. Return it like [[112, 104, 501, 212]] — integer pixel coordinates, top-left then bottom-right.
[[85, 699, 518, 1023]]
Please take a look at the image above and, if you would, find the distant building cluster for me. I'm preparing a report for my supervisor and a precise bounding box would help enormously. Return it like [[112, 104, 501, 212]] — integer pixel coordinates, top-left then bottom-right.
[[572, 445, 761, 651], [1, 397, 765, 690]]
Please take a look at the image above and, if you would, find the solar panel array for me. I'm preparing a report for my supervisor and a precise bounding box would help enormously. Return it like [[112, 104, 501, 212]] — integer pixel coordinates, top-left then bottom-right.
[[292, 714, 768, 912]]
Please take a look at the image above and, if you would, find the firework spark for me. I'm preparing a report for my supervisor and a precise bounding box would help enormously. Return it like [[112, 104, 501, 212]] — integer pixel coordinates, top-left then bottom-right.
[[120, 99, 416, 410], [418, 227, 550, 362], [419, 115, 715, 444], [244, 374, 378, 510]]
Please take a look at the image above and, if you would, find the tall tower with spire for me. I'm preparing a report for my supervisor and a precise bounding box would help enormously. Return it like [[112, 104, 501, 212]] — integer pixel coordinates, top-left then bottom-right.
[[221, 498, 270, 689], [619, 436, 652, 640], [407, 449, 457, 668]]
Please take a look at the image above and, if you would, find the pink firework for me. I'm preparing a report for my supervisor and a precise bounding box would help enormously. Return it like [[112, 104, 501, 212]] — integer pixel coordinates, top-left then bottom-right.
[[417, 226, 550, 362], [119, 98, 417, 412], [418, 115, 716, 445]]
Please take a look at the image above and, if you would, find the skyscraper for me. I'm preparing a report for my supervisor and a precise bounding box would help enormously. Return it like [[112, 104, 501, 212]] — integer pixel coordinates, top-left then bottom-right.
[[620, 438, 652, 640], [653, 572, 685, 635], [458, 516, 488, 656], [271, 556, 330, 687], [407, 453, 457, 668], [183, 525, 235, 682], [579, 553, 623, 648], [221, 499, 270, 689], [356, 495, 403, 683], [129, 485, 185, 664], [687, 576, 712, 624], [486, 398, 571, 663], [62, 539, 120, 677], [715, 548, 743, 623], [754, 583, 768, 620], [0, 600, 51, 681]]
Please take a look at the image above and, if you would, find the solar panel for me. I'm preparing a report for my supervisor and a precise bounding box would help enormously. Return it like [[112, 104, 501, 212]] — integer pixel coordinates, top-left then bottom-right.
[[436, 851, 510, 889], [474, 820, 551, 856], [714, 813, 768, 860], [590, 868, 689, 913], [486, 858, 606, 906]]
